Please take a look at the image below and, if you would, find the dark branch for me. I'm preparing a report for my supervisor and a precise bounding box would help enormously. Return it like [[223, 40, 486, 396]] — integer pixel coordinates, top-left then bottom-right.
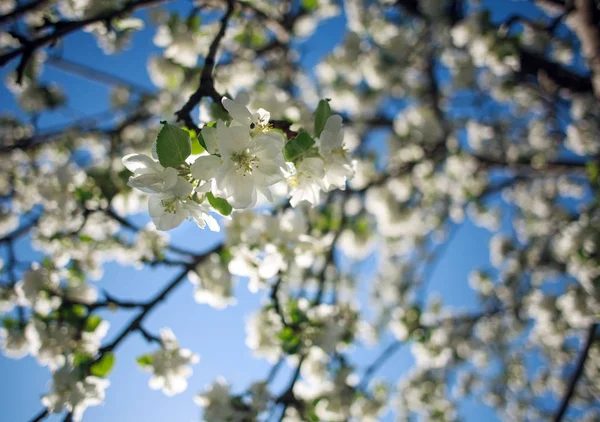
[[174, 0, 235, 132], [0, 0, 173, 83], [98, 244, 222, 355], [28, 408, 48, 422], [0, 0, 51, 25], [552, 323, 598, 422]]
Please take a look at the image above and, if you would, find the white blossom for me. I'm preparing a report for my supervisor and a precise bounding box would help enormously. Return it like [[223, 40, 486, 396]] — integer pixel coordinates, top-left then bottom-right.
[[139, 328, 199, 396]]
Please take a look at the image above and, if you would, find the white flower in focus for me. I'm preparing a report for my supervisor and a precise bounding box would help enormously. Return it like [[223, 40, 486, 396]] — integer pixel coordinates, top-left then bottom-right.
[[41, 364, 110, 422], [222, 92, 270, 132], [287, 158, 327, 207], [319, 115, 354, 191], [191, 121, 286, 208], [140, 328, 199, 396], [122, 153, 179, 194], [146, 175, 218, 231]]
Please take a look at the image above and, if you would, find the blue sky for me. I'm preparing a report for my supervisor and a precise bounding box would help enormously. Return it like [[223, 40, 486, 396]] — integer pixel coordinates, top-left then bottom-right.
[[0, 1, 562, 421]]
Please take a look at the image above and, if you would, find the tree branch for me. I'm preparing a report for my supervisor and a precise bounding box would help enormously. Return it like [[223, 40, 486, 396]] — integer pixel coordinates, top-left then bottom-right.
[[570, 0, 600, 97], [174, 0, 235, 132], [27, 408, 48, 422], [0, 0, 51, 25], [98, 244, 222, 356], [0, 0, 173, 83], [552, 323, 598, 422]]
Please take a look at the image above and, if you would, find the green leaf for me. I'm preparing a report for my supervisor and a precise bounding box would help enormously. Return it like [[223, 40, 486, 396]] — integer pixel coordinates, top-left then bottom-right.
[[68, 263, 85, 281], [79, 235, 94, 243], [354, 216, 371, 236], [73, 353, 94, 368], [219, 248, 233, 264], [313, 99, 332, 138], [283, 132, 316, 162], [187, 15, 201, 31], [71, 304, 87, 318], [587, 162, 598, 183], [302, 0, 319, 10], [191, 138, 205, 155], [136, 354, 154, 367], [74, 187, 94, 203], [84, 315, 102, 332], [90, 353, 115, 377], [184, 126, 204, 156], [167, 13, 180, 30], [155, 122, 192, 168], [60, 304, 87, 323], [278, 326, 301, 354], [2, 318, 19, 330], [206, 192, 232, 216]]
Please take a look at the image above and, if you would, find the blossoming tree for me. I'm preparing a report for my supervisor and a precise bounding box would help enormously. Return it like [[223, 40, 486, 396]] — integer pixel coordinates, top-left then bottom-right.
[[0, 0, 599, 421]]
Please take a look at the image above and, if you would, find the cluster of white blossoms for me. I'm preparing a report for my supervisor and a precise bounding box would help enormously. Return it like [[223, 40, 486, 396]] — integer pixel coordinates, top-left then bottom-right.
[[194, 377, 269, 421], [136, 328, 199, 396], [246, 299, 359, 363], [42, 363, 110, 422], [122, 93, 354, 231]]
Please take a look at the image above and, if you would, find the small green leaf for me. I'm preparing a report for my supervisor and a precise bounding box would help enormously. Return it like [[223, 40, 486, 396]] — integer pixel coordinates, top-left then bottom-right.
[[587, 162, 598, 183], [79, 235, 94, 243], [187, 15, 201, 31], [313, 99, 332, 138], [283, 132, 315, 162], [60, 304, 87, 323], [354, 216, 371, 236], [167, 13, 180, 30], [219, 248, 233, 264], [84, 315, 102, 332], [206, 192, 232, 216], [73, 353, 94, 368], [71, 304, 87, 318], [191, 137, 205, 155], [2, 318, 19, 330], [90, 353, 115, 377], [155, 122, 192, 168], [74, 187, 94, 203], [302, 0, 319, 10], [278, 326, 301, 355], [136, 354, 154, 367]]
